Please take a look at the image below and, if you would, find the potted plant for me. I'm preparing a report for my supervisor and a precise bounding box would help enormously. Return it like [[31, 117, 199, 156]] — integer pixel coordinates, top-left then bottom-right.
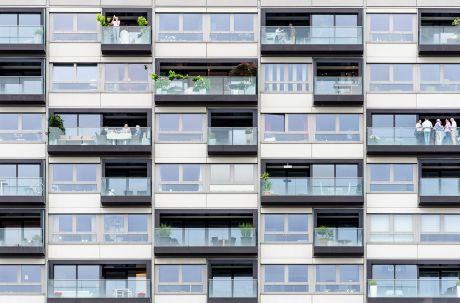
[[151, 73, 171, 94], [96, 13, 110, 26], [368, 134, 380, 144], [316, 225, 333, 246], [137, 291, 146, 298], [137, 16, 150, 42], [48, 114, 65, 144], [261, 172, 272, 195], [192, 75, 211, 94], [452, 17, 460, 40], [158, 223, 172, 245], [369, 280, 378, 297], [151, 70, 190, 94], [245, 128, 254, 144], [239, 222, 253, 246], [229, 62, 257, 94]]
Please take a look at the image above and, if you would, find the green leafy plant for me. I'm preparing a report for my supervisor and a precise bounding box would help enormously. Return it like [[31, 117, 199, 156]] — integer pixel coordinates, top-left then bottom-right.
[[369, 280, 377, 286], [261, 171, 272, 194], [49, 114, 65, 132], [167, 70, 189, 81], [456, 279, 460, 286], [151, 73, 171, 91], [192, 75, 211, 91], [453, 17, 460, 26], [158, 223, 172, 237], [96, 14, 110, 26], [137, 16, 148, 26], [316, 226, 334, 239], [239, 222, 253, 238]]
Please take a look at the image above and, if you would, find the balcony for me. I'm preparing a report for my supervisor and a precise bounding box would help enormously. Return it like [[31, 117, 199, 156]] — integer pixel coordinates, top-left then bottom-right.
[[154, 227, 257, 256], [368, 279, 460, 301], [101, 26, 151, 55], [419, 177, 460, 206], [0, 177, 44, 205], [101, 177, 151, 206], [419, 26, 460, 55], [0, 76, 44, 105], [314, 76, 363, 105], [154, 76, 257, 106], [313, 227, 363, 257], [367, 127, 460, 155], [0, 227, 44, 256], [48, 127, 151, 156], [0, 25, 45, 54], [48, 279, 150, 302], [208, 278, 257, 302], [261, 177, 363, 206], [261, 26, 363, 55], [208, 127, 257, 156]]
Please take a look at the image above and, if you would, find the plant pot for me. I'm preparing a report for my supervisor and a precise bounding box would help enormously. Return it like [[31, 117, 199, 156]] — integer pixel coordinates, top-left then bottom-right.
[[159, 236, 172, 245], [370, 285, 378, 297], [138, 292, 146, 298], [319, 237, 329, 246], [241, 236, 253, 246], [262, 190, 272, 196], [245, 133, 253, 144]]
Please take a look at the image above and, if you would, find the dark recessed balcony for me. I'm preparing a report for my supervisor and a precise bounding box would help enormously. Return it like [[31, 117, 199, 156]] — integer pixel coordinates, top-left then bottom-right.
[[0, 76, 44, 105], [101, 26, 152, 55], [367, 127, 460, 155], [0, 227, 44, 256], [261, 26, 363, 55], [419, 26, 460, 55], [419, 177, 460, 206], [261, 177, 363, 206], [313, 227, 363, 257], [0, 177, 44, 206], [208, 127, 257, 156], [314, 76, 363, 105], [101, 177, 151, 206], [208, 278, 257, 303], [0, 25, 45, 54], [47, 127, 151, 156]]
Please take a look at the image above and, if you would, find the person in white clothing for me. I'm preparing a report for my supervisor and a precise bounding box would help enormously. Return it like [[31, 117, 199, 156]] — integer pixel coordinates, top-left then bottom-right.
[[422, 118, 433, 145], [451, 118, 458, 145]]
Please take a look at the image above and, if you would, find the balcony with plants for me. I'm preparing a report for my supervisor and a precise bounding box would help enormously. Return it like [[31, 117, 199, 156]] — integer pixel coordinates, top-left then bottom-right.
[[419, 10, 460, 55]]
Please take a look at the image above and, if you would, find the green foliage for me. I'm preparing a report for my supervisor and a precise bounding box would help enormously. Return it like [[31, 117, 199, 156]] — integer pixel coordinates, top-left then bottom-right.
[[317, 226, 334, 239], [369, 280, 377, 286], [96, 13, 108, 26], [137, 16, 148, 26], [167, 70, 189, 81], [260, 171, 272, 193], [453, 17, 460, 26], [192, 76, 211, 91], [239, 222, 253, 237], [48, 114, 65, 132], [158, 223, 171, 237]]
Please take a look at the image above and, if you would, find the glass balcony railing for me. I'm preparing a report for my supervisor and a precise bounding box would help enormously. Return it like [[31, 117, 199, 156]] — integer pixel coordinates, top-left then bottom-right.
[[50, 231, 149, 243], [158, 31, 255, 42], [154, 227, 256, 247], [313, 227, 363, 247], [101, 177, 151, 197], [0, 177, 43, 196], [0, 25, 44, 44], [0, 76, 43, 94], [314, 77, 363, 95], [420, 178, 460, 196], [48, 127, 151, 146], [208, 278, 257, 298], [101, 26, 151, 45], [208, 127, 257, 145], [48, 279, 150, 298], [368, 279, 460, 298], [0, 228, 43, 247], [367, 127, 460, 146], [261, 177, 363, 196], [261, 26, 362, 45], [155, 76, 256, 95], [420, 26, 460, 45], [0, 130, 44, 142], [0, 282, 43, 294]]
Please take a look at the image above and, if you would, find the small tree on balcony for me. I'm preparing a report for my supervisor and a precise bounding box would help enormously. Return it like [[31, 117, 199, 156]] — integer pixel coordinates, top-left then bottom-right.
[[48, 114, 65, 142]]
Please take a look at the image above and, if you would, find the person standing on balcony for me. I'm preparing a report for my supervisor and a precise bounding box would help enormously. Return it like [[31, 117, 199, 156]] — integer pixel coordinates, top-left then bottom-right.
[[110, 15, 120, 42], [434, 119, 444, 145], [422, 118, 433, 145], [451, 118, 458, 145], [415, 120, 423, 145], [444, 119, 452, 145], [288, 23, 296, 44]]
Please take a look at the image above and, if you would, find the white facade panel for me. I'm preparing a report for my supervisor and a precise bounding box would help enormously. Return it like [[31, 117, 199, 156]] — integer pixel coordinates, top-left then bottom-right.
[[0, 144, 45, 159], [261, 244, 313, 263]]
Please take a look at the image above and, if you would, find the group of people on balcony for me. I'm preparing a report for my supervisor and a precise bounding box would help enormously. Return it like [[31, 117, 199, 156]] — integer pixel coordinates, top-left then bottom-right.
[[274, 24, 296, 44], [415, 118, 458, 145]]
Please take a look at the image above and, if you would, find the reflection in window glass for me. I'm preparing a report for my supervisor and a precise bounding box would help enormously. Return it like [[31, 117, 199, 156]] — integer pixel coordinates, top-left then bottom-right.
[[369, 164, 414, 192], [52, 13, 97, 41], [369, 14, 414, 42], [264, 214, 309, 242], [157, 114, 204, 142]]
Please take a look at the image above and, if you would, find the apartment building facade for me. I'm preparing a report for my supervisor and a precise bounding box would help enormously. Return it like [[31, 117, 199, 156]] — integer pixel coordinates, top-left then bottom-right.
[[0, 0, 459, 303]]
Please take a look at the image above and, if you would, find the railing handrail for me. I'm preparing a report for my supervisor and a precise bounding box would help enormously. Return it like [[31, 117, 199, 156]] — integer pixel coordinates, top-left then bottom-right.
[[49, 126, 150, 130], [209, 127, 257, 129], [102, 26, 151, 29], [155, 227, 256, 231], [0, 177, 43, 180], [0, 76, 43, 79], [368, 278, 459, 281], [0, 25, 43, 28], [314, 227, 363, 230], [315, 76, 362, 79], [49, 278, 150, 281], [209, 278, 257, 281], [102, 177, 151, 180], [0, 227, 43, 230], [265, 176, 362, 180], [261, 25, 362, 29]]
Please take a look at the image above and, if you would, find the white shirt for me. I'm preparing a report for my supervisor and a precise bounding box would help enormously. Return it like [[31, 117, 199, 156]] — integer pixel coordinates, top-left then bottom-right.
[[452, 120, 457, 128], [422, 120, 432, 130]]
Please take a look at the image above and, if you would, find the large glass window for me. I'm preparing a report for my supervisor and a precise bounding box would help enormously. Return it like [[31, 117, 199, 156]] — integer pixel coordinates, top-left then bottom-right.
[[421, 215, 460, 243], [368, 164, 415, 192], [210, 14, 255, 41], [103, 214, 149, 243], [104, 64, 151, 92], [50, 163, 98, 192], [156, 114, 204, 142], [0, 163, 41, 196], [0, 265, 43, 293], [315, 114, 360, 141], [0, 13, 41, 43], [369, 64, 414, 92], [52, 64, 98, 91], [158, 14, 204, 42], [157, 265, 205, 293], [51, 13, 97, 41], [209, 164, 255, 191], [263, 114, 309, 142], [368, 214, 415, 243], [420, 64, 460, 92], [263, 64, 309, 92], [315, 265, 361, 293], [263, 214, 309, 242], [51, 215, 96, 243], [158, 164, 202, 192], [0, 113, 43, 142], [263, 265, 308, 293], [368, 14, 415, 42]]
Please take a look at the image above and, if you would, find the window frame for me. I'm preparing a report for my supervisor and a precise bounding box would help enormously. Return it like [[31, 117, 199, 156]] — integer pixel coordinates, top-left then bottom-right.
[[208, 164, 256, 192], [208, 13, 256, 42], [314, 114, 362, 142], [368, 64, 415, 93], [262, 63, 311, 93], [0, 265, 44, 294], [0, 113, 44, 143], [420, 63, 460, 93], [263, 213, 310, 243], [157, 13, 204, 42], [367, 163, 416, 193], [49, 163, 100, 193], [156, 113, 205, 143], [262, 264, 309, 293], [314, 264, 362, 293], [156, 264, 206, 294], [50, 214, 97, 243], [103, 63, 151, 92], [367, 13, 416, 43], [367, 214, 416, 244], [51, 63, 99, 92], [262, 113, 310, 142], [157, 164, 203, 193], [50, 13, 98, 42]]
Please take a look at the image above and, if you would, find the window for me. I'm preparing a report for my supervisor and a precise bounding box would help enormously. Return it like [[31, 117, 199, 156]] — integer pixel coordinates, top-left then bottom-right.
[[158, 164, 202, 192], [263, 114, 309, 142], [315, 114, 360, 141], [368, 14, 415, 42], [372, 264, 416, 280], [421, 215, 460, 242], [50, 163, 98, 192], [104, 64, 151, 92], [315, 265, 361, 293], [0, 265, 43, 293], [420, 64, 460, 92], [263, 214, 309, 242], [263, 64, 309, 93], [103, 214, 149, 243], [368, 214, 415, 243], [369, 64, 414, 92], [50, 215, 96, 243], [0, 13, 41, 43], [210, 14, 255, 41], [157, 265, 205, 293], [0, 163, 41, 196], [52, 64, 98, 91], [0, 113, 43, 142], [158, 14, 204, 41], [368, 164, 415, 192], [209, 164, 255, 192], [51, 13, 97, 41], [263, 265, 308, 293], [156, 114, 204, 142], [54, 265, 99, 280]]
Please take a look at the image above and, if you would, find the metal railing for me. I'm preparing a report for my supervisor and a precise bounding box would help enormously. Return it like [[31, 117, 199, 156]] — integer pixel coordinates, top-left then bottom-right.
[[0, 25, 43, 44], [48, 279, 150, 298], [208, 127, 257, 145], [313, 227, 363, 246], [101, 177, 151, 197], [208, 278, 257, 298], [0, 177, 43, 196], [261, 26, 362, 45], [101, 26, 151, 44], [368, 279, 460, 298], [261, 177, 363, 196], [0, 228, 43, 247], [155, 76, 256, 95], [0, 76, 43, 94]]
